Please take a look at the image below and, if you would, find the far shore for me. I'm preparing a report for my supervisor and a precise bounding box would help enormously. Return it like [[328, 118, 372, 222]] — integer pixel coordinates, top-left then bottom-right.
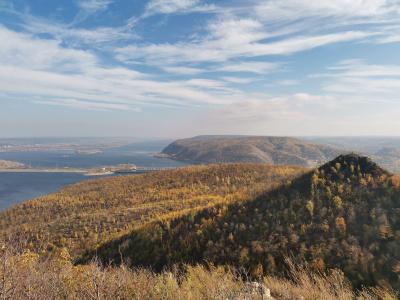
[[0, 166, 178, 175]]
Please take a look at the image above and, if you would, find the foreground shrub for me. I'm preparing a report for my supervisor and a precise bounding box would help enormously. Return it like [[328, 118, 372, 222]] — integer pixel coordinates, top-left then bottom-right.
[[0, 240, 397, 299]]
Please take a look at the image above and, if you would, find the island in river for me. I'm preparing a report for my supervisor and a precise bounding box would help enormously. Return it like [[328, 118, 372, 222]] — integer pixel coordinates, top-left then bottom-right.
[[0, 159, 24, 169], [75, 149, 102, 154]]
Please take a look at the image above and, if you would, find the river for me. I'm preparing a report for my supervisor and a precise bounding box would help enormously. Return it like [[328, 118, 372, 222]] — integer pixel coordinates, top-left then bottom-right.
[[0, 140, 188, 211]]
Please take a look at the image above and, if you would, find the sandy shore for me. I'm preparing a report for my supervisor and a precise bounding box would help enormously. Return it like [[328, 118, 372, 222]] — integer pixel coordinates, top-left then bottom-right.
[[84, 171, 114, 176]]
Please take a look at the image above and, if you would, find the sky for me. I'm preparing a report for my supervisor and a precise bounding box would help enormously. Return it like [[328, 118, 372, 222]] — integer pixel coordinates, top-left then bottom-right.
[[1, 0, 400, 138]]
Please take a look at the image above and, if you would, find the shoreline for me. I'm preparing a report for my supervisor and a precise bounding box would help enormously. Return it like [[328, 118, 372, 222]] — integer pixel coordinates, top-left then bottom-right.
[[0, 167, 178, 175]]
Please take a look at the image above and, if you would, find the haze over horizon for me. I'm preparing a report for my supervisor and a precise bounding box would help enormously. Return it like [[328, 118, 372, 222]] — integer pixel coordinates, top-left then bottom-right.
[[1, 0, 400, 138]]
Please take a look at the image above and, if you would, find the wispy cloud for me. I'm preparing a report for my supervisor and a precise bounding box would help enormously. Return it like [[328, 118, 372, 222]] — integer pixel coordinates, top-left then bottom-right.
[[31, 98, 141, 111], [74, 0, 114, 23], [76, 0, 113, 13], [217, 62, 280, 74], [264, 79, 300, 88], [0, 25, 242, 112], [254, 0, 400, 21], [329, 60, 400, 77], [2, 0, 400, 137], [19, 11, 138, 47], [275, 79, 299, 86], [0, 63, 237, 110], [0, 25, 96, 71], [142, 0, 216, 18], [221, 77, 260, 84], [318, 60, 400, 95], [116, 19, 372, 66], [162, 66, 204, 75], [208, 93, 326, 124], [185, 78, 244, 94]]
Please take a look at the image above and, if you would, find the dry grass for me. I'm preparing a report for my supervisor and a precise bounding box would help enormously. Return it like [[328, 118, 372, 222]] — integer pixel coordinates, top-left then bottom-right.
[[264, 259, 396, 300], [0, 239, 397, 299]]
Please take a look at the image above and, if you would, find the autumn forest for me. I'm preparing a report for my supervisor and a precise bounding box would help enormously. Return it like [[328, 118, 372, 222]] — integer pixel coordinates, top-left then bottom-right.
[[1, 154, 400, 298]]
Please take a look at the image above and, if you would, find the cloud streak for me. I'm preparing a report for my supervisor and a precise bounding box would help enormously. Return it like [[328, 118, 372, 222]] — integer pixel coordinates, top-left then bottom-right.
[[31, 98, 141, 111], [318, 60, 400, 95], [254, 0, 400, 22], [74, 0, 114, 23], [116, 25, 373, 66], [142, 0, 215, 18]]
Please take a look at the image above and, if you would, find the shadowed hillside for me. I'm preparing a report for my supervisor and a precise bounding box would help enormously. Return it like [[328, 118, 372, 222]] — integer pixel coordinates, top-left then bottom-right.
[[155, 136, 346, 167], [96, 154, 400, 289]]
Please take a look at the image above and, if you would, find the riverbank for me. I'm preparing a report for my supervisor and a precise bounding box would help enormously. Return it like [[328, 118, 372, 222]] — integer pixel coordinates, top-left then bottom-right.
[[0, 166, 178, 175]]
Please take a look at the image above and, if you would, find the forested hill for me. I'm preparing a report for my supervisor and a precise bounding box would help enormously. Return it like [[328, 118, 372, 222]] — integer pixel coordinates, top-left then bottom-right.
[[98, 154, 400, 289], [155, 136, 346, 167], [0, 163, 306, 258]]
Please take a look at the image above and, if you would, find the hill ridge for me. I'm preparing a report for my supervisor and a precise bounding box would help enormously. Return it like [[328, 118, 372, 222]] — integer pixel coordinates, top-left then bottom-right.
[[0, 163, 306, 258], [155, 136, 347, 167], [319, 153, 391, 178], [94, 154, 400, 289]]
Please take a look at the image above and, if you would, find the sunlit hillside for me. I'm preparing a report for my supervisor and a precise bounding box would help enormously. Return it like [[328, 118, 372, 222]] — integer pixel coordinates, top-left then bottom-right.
[[0, 163, 305, 258], [156, 136, 346, 167]]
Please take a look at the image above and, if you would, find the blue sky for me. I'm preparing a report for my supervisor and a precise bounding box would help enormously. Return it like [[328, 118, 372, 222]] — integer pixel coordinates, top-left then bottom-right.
[[1, 0, 400, 138]]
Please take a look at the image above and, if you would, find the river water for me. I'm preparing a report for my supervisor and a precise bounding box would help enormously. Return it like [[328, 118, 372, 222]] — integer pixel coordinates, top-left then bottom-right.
[[0, 140, 188, 211]]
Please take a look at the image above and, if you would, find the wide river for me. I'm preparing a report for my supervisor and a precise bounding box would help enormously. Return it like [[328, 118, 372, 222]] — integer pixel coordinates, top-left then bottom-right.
[[0, 140, 188, 211]]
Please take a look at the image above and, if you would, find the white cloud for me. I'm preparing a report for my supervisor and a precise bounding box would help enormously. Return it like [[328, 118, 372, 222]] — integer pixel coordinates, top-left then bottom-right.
[[185, 79, 226, 88], [163, 66, 204, 75], [142, 0, 215, 18], [256, 31, 374, 55], [0, 25, 96, 71], [20, 12, 138, 47], [275, 80, 299, 86], [116, 17, 372, 66], [76, 0, 113, 13], [331, 61, 400, 77], [254, 0, 399, 21], [325, 77, 400, 94], [2, 0, 400, 137], [31, 98, 141, 112], [184, 78, 244, 94], [115, 18, 270, 64], [0, 24, 241, 110], [206, 19, 267, 45], [377, 35, 400, 43], [0, 65, 223, 108], [74, 0, 114, 23], [221, 77, 260, 84], [319, 60, 400, 95], [208, 93, 333, 124], [218, 62, 280, 74]]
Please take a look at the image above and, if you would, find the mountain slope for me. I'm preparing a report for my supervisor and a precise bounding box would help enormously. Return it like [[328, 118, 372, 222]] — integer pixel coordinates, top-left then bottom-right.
[[98, 154, 400, 288], [0, 163, 306, 258], [155, 136, 346, 167]]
